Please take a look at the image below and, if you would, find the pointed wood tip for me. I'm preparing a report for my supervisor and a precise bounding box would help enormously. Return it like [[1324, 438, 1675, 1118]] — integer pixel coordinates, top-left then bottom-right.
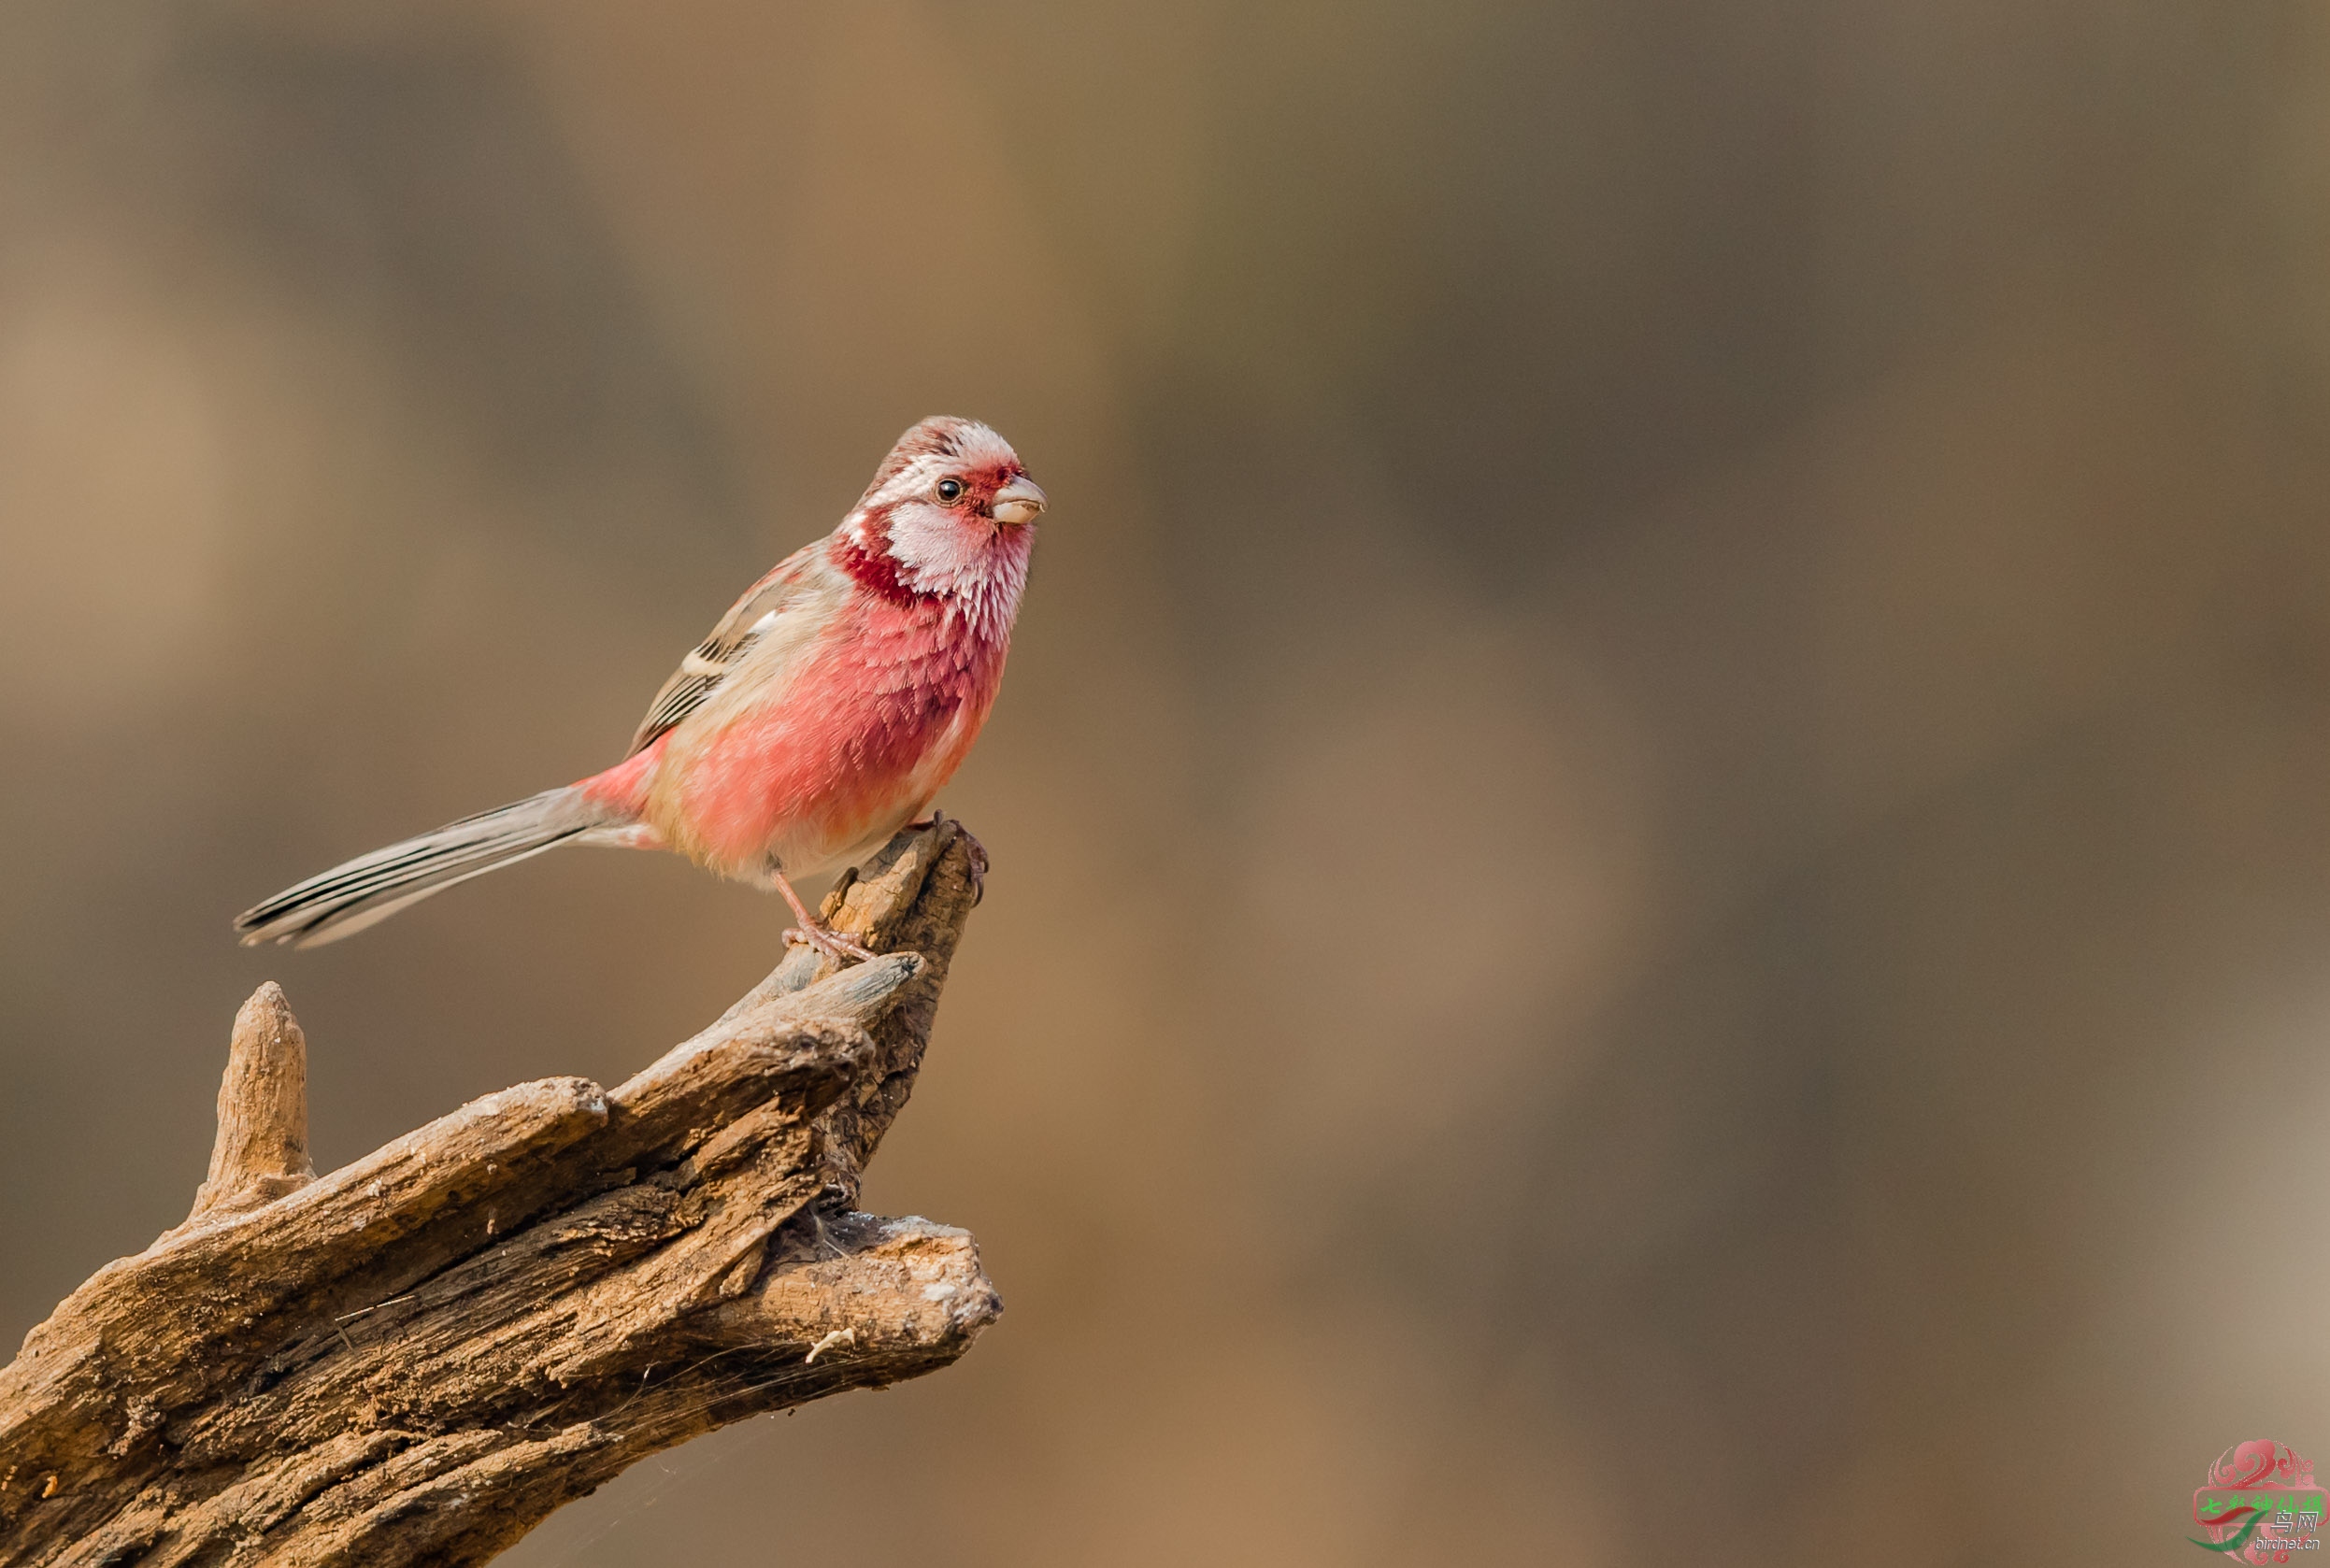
[[236, 979, 294, 1034], [186, 981, 318, 1225]]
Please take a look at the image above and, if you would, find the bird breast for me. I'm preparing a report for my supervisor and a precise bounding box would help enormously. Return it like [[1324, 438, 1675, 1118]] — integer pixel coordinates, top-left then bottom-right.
[[646, 594, 1010, 880]]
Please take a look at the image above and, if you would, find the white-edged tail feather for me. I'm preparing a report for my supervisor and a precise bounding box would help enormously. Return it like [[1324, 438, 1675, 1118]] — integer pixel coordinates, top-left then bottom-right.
[[234, 787, 620, 948]]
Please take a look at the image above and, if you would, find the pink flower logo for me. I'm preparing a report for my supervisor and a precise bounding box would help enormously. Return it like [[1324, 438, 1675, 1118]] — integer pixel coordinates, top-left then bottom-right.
[[2194, 1441, 2323, 1563]]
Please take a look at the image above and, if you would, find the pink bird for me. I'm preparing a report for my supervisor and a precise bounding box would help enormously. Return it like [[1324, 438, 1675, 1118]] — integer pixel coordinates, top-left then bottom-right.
[[236, 416, 1047, 961]]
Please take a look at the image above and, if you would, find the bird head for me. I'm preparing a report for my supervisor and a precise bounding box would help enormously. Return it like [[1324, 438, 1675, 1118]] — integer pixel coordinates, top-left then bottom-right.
[[859, 415, 1046, 528], [839, 417, 1046, 620]]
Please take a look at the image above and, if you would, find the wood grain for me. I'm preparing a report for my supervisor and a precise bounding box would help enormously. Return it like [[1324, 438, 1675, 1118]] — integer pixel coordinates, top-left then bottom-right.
[[0, 819, 997, 1567]]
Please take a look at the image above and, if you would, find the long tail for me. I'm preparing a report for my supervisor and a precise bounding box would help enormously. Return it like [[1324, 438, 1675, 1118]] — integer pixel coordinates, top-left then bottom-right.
[[234, 786, 623, 948]]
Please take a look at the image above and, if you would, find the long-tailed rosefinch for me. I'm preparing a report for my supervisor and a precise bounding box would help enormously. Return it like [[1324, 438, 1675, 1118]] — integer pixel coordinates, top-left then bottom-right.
[[235, 416, 1046, 962]]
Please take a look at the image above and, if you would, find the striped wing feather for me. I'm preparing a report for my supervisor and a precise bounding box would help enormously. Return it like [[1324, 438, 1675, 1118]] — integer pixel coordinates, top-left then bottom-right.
[[627, 544, 822, 755]]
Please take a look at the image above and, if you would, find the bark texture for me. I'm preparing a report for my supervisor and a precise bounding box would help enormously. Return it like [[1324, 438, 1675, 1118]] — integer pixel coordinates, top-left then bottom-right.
[[0, 820, 997, 1567]]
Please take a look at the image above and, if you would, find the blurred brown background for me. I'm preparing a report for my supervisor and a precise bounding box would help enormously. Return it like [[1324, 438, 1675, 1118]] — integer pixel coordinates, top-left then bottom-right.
[[3, 1, 2327, 1563]]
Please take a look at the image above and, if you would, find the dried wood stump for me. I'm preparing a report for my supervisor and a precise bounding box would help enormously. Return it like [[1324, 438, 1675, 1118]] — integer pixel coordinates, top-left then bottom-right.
[[0, 820, 998, 1567]]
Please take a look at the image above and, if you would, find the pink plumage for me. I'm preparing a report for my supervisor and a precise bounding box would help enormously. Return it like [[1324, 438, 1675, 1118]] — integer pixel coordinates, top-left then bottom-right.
[[236, 416, 1046, 959]]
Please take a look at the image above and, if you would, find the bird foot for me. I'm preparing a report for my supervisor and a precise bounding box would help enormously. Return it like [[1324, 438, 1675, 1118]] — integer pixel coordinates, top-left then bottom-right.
[[783, 921, 878, 965], [964, 833, 988, 906], [906, 807, 987, 905]]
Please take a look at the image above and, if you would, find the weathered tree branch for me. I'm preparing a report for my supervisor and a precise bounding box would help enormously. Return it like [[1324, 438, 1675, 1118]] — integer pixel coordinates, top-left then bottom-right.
[[0, 820, 998, 1567]]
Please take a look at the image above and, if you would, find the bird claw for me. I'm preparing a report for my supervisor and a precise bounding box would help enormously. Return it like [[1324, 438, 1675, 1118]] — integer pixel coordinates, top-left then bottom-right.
[[907, 808, 988, 906], [965, 837, 988, 907], [783, 922, 878, 965]]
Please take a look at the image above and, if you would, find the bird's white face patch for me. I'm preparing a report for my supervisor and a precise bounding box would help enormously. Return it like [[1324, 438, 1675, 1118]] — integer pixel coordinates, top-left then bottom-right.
[[874, 500, 1034, 641]]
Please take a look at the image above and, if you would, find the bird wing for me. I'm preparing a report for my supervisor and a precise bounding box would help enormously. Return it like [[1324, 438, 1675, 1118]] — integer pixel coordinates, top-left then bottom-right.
[[626, 543, 827, 756]]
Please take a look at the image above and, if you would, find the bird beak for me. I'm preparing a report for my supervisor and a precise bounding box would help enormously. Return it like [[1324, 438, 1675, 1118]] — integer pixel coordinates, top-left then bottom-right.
[[991, 476, 1047, 526]]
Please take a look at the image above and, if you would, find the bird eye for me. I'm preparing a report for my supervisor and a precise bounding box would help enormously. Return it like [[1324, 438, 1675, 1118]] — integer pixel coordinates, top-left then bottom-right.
[[936, 478, 964, 503]]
